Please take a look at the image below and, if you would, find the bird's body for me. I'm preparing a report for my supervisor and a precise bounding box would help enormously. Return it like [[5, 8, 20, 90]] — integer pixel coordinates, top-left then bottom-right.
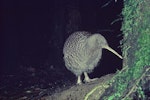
[[63, 31, 102, 76], [63, 31, 122, 84]]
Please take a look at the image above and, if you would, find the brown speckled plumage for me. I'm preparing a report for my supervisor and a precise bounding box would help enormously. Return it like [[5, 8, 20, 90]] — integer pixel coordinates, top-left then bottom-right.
[[63, 31, 122, 84]]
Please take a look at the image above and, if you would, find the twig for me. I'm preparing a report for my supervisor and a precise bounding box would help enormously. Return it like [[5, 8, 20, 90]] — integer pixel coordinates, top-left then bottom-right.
[[122, 67, 150, 100]]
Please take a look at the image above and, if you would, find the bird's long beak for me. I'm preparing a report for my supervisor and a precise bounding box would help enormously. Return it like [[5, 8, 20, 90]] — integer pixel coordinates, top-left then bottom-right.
[[103, 46, 123, 59]]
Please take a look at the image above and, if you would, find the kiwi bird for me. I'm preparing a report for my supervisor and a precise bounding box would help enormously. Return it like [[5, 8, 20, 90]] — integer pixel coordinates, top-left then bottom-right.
[[63, 31, 122, 84]]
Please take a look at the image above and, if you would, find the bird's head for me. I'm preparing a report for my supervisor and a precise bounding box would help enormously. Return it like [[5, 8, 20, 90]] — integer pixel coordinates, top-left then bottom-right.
[[87, 33, 123, 59]]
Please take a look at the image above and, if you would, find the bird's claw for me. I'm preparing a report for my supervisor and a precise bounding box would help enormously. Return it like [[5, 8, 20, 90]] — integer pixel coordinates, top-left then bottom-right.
[[84, 78, 98, 83]]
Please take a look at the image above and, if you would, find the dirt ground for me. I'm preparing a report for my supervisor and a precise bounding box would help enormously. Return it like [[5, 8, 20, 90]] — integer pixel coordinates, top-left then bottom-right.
[[0, 72, 114, 100], [42, 74, 114, 100]]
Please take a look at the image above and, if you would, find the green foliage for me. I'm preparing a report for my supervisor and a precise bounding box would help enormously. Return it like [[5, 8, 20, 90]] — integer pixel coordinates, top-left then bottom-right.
[[100, 0, 150, 100], [136, 86, 146, 99], [121, 0, 150, 78], [84, 0, 150, 99]]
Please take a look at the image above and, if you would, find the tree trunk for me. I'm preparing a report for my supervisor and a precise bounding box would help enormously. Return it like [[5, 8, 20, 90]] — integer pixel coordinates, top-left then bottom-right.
[[99, 0, 150, 99], [42, 1, 150, 100]]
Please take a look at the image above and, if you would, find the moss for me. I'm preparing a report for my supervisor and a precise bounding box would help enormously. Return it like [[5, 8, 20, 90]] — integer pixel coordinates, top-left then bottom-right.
[[99, 0, 150, 99], [84, 0, 150, 99]]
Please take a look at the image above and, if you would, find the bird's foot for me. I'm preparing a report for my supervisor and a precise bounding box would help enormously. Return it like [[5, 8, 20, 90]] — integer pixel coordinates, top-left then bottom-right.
[[83, 72, 98, 83], [84, 77, 98, 83], [77, 82, 82, 85]]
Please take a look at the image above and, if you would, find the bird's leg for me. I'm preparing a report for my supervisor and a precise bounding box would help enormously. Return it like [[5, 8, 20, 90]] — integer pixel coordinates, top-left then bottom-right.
[[77, 75, 82, 85], [84, 72, 97, 83]]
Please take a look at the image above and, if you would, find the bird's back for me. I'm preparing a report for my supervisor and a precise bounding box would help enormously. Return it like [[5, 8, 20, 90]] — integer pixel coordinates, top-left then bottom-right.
[[63, 31, 91, 56]]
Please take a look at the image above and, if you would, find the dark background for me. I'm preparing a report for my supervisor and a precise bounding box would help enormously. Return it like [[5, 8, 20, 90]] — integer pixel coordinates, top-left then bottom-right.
[[1, 0, 123, 89]]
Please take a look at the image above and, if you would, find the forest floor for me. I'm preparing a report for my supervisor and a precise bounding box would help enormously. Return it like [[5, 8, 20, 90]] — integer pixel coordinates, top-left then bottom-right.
[[0, 67, 114, 100], [1, 69, 149, 100], [42, 74, 114, 100]]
